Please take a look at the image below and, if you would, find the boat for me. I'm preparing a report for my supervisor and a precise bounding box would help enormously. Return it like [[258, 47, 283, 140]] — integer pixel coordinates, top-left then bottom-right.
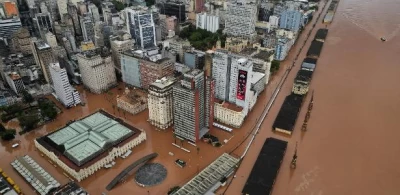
[[381, 37, 386, 42]]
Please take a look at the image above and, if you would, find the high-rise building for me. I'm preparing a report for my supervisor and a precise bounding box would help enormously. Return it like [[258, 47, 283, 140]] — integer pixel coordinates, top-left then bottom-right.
[[57, 0, 68, 22], [148, 77, 176, 130], [5, 72, 25, 95], [80, 14, 94, 41], [67, 3, 81, 36], [110, 31, 134, 73], [45, 0, 59, 22], [195, 0, 204, 13], [196, 12, 219, 33], [33, 12, 53, 37], [169, 38, 191, 63], [77, 49, 117, 94], [34, 40, 57, 84], [158, 2, 185, 23], [10, 28, 32, 55], [228, 57, 253, 109], [139, 54, 175, 89], [173, 69, 214, 143], [184, 50, 205, 69], [0, 18, 22, 40], [45, 31, 57, 48], [224, 1, 257, 38], [121, 50, 141, 87], [87, 3, 100, 22], [212, 50, 232, 101], [279, 9, 303, 32], [126, 7, 156, 49], [49, 63, 81, 107], [77, 1, 87, 15], [204, 50, 213, 77]]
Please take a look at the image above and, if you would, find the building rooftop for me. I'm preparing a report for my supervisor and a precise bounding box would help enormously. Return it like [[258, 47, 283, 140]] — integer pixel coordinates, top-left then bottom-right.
[[253, 50, 274, 61], [8, 72, 21, 80], [307, 40, 324, 58], [150, 77, 176, 89], [35, 41, 51, 50], [295, 69, 313, 83], [240, 48, 258, 56], [49, 181, 88, 195], [37, 110, 140, 169], [173, 153, 240, 195], [118, 88, 147, 106]]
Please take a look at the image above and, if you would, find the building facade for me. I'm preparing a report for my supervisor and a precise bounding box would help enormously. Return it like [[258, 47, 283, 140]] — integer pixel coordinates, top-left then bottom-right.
[[77, 50, 117, 94], [81, 15, 95, 42], [34, 41, 57, 84], [0, 18, 22, 40], [279, 9, 303, 32], [121, 50, 142, 88], [117, 88, 148, 115], [214, 101, 245, 128], [139, 55, 174, 89], [148, 77, 176, 130], [126, 7, 156, 49], [49, 63, 81, 107], [173, 69, 213, 142], [110, 32, 134, 73], [5, 72, 25, 95], [224, 2, 257, 38], [196, 12, 219, 33]]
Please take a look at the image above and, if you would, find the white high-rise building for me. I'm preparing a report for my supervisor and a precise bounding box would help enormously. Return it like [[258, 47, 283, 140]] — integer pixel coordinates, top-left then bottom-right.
[[196, 12, 219, 33], [57, 0, 68, 21], [49, 63, 81, 107], [45, 31, 57, 48], [228, 58, 253, 109], [224, 1, 257, 38], [88, 3, 100, 22], [148, 77, 176, 130], [77, 50, 117, 94]]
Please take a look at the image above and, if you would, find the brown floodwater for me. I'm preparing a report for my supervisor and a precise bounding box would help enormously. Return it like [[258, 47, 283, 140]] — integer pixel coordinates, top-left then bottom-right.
[[224, 0, 400, 195], [1, 0, 399, 194]]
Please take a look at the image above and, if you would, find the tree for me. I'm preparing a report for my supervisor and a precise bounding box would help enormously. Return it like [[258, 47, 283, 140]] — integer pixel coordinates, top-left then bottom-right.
[[112, 0, 125, 11], [271, 60, 281, 73], [39, 101, 57, 120], [18, 114, 39, 131], [0, 129, 16, 141], [22, 90, 34, 104], [0, 123, 6, 132]]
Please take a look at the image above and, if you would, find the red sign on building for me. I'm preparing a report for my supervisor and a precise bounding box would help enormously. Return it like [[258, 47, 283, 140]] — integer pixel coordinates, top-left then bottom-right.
[[237, 70, 247, 100]]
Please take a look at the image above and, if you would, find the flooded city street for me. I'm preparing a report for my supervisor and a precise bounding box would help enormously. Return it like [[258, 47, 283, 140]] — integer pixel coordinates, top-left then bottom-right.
[[1, 0, 400, 194]]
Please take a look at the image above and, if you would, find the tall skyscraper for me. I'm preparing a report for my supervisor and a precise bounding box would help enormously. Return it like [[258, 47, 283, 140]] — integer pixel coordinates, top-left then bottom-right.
[[173, 69, 214, 143], [196, 12, 219, 33], [67, 3, 81, 36], [110, 31, 134, 73], [224, 1, 257, 38], [57, 0, 68, 22], [77, 49, 117, 94], [279, 9, 304, 32], [33, 40, 57, 84], [80, 14, 94, 41], [49, 63, 81, 107], [0, 18, 22, 40], [33, 12, 53, 37], [148, 77, 176, 130], [126, 7, 156, 49], [87, 3, 100, 22]]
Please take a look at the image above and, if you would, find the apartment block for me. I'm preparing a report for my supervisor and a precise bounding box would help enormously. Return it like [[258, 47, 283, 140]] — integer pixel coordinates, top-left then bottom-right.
[[148, 77, 176, 130], [49, 63, 81, 107], [77, 49, 117, 94], [121, 50, 142, 88], [139, 54, 174, 89], [126, 7, 156, 49], [34, 41, 57, 84], [196, 12, 219, 33], [173, 69, 213, 143], [110, 32, 134, 73], [224, 1, 257, 38]]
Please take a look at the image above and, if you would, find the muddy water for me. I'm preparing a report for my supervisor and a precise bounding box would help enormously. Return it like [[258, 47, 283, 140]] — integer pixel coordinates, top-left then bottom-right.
[[1, 0, 400, 194], [225, 0, 400, 195]]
